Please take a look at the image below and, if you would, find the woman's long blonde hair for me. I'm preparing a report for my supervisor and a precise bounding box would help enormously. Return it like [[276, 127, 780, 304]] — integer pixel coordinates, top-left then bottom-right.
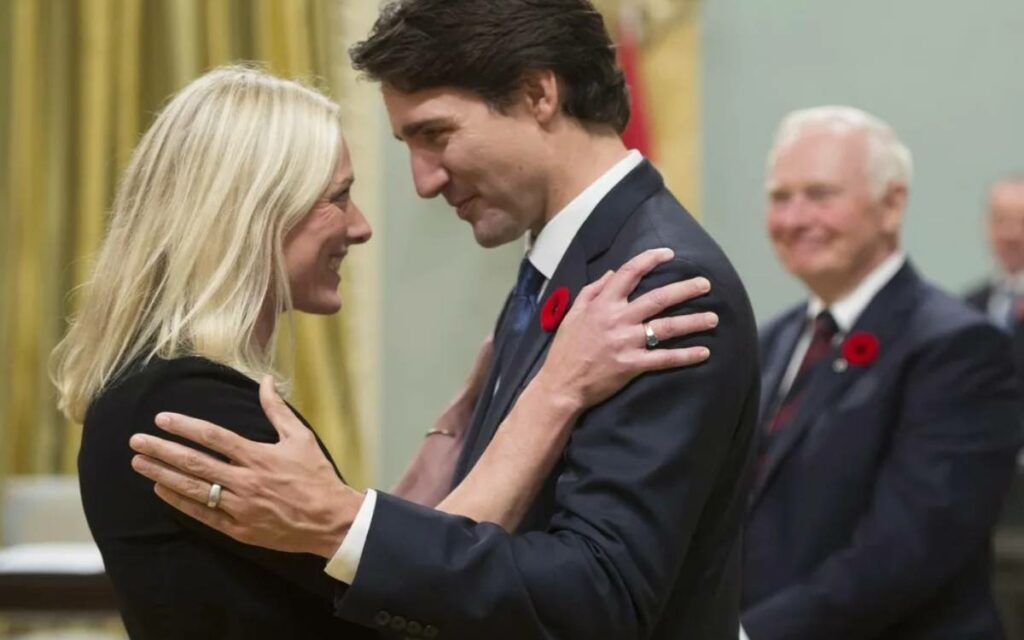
[[51, 65, 342, 422]]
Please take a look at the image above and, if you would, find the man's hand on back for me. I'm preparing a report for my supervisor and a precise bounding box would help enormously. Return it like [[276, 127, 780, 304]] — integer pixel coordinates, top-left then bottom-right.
[[130, 376, 362, 559]]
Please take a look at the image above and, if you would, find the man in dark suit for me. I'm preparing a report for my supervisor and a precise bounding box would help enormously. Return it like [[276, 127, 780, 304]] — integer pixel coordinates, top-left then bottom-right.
[[742, 106, 1023, 640], [127, 1, 760, 638], [966, 177, 1024, 379], [965, 176, 1024, 579]]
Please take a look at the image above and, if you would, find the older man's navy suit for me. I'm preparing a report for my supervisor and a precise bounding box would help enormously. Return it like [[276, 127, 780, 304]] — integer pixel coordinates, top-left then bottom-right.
[[743, 263, 1022, 639]]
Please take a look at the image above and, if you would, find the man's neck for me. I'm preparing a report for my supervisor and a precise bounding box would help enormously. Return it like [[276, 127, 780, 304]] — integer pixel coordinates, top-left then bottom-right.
[[532, 131, 631, 236], [996, 266, 1024, 289]]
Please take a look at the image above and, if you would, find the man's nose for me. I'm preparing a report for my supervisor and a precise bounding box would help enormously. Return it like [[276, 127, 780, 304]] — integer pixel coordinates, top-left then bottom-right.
[[410, 152, 450, 199]]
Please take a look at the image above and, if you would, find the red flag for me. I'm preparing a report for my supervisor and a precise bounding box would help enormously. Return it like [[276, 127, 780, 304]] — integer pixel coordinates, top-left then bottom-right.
[[617, 5, 654, 158]]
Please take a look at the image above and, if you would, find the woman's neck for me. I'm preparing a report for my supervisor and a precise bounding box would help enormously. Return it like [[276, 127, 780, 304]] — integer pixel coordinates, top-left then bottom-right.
[[254, 304, 276, 350]]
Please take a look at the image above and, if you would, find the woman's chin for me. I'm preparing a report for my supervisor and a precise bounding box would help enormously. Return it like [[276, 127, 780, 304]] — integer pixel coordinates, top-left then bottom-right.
[[294, 297, 343, 315]]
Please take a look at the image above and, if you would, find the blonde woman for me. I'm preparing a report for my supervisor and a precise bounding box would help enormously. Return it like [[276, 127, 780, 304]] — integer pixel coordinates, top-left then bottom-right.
[[52, 67, 712, 639]]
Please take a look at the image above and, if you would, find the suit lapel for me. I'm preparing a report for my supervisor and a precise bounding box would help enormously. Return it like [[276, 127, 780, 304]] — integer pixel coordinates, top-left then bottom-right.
[[453, 293, 513, 483], [465, 161, 666, 469], [480, 243, 590, 445], [964, 284, 992, 314], [757, 310, 805, 425], [752, 263, 923, 504]]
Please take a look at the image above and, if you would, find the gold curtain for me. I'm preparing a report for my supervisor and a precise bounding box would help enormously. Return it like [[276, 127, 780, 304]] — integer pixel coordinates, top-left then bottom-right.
[[644, 15, 701, 213], [0, 0, 370, 488], [596, 0, 702, 212]]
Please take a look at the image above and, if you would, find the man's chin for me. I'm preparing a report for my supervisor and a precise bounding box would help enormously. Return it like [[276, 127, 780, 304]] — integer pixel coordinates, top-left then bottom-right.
[[785, 261, 839, 286], [470, 223, 525, 249]]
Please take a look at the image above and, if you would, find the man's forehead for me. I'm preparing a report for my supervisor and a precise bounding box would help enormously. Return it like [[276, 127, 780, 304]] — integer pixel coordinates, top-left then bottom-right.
[[991, 181, 1024, 206], [382, 84, 481, 113], [770, 128, 866, 178], [382, 85, 481, 136]]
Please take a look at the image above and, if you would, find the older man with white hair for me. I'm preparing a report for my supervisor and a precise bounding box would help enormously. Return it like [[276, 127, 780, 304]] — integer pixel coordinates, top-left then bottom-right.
[[741, 106, 1022, 639]]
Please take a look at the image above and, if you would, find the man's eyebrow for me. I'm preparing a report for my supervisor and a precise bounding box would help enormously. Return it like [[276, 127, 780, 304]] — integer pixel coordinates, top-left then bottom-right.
[[395, 118, 452, 141]]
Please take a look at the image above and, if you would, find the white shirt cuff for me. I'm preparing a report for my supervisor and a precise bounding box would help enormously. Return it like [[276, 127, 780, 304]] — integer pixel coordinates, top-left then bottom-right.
[[323, 488, 377, 584], [740, 624, 750, 640]]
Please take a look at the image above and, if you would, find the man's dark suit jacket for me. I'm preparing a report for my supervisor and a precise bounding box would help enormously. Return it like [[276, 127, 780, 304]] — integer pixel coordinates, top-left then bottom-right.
[[81, 357, 377, 640], [964, 284, 1024, 527], [743, 263, 1023, 640], [964, 283, 997, 315], [965, 284, 1024, 384], [333, 161, 761, 639]]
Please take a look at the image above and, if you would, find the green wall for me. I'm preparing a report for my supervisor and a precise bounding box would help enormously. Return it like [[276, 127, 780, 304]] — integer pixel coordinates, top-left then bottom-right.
[[701, 0, 1024, 321], [377, 125, 520, 487]]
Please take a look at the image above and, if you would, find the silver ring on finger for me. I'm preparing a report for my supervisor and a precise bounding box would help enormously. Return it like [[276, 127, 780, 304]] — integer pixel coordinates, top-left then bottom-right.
[[644, 322, 660, 349], [207, 482, 223, 509]]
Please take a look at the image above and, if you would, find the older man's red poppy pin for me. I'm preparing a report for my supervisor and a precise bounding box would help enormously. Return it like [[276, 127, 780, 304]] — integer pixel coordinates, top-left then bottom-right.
[[540, 286, 571, 332], [841, 331, 880, 367]]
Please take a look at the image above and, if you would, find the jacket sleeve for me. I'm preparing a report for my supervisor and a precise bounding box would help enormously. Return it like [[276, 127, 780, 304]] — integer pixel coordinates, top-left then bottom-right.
[[137, 363, 345, 605], [334, 259, 759, 639], [742, 323, 1023, 640]]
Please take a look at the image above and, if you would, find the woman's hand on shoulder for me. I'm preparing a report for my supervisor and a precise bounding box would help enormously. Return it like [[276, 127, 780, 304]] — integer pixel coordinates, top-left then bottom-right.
[[535, 248, 717, 409]]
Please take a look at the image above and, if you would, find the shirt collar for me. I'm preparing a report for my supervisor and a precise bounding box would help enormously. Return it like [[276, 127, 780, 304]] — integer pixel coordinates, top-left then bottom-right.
[[992, 269, 1024, 295], [527, 150, 645, 279], [807, 251, 906, 333]]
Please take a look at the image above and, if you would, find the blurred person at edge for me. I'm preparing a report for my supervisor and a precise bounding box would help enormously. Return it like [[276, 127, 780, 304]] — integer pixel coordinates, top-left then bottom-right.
[[51, 65, 715, 639], [966, 176, 1024, 528], [741, 106, 1023, 640], [966, 177, 1024, 380]]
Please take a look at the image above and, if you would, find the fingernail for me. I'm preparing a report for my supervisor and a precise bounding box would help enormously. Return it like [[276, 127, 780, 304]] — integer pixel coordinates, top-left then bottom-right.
[[660, 248, 675, 259], [706, 313, 719, 328], [155, 413, 171, 428], [697, 278, 711, 292], [129, 434, 148, 451], [699, 347, 711, 358], [130, 455, 144, 470]]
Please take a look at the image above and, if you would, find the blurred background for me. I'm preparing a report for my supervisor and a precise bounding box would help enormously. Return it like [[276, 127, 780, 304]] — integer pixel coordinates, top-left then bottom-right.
[[0, 0, 1021, 637]]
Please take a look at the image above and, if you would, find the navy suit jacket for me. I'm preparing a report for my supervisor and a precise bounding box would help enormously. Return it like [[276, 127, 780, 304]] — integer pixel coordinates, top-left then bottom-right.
[[965, 283, 1024, 384], [964, 284, 1024, 527], [334, 161, 760, 639], [964, 284, 995, 315], [743, 263, 1023, 640]]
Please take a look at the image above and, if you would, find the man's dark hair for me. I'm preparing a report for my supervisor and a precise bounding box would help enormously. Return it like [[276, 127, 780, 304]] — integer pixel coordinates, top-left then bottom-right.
[[350, 0, 631, 133]]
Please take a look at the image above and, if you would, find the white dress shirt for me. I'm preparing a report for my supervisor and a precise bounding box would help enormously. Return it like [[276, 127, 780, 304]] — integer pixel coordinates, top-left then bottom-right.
[[740, 250, 905, 640], [985, 270, 1024, 329], [324, 150, 645, 584]]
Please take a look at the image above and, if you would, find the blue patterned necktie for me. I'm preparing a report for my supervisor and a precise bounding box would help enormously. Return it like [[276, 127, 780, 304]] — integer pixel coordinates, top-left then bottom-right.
[[498, 257, 545, 369]]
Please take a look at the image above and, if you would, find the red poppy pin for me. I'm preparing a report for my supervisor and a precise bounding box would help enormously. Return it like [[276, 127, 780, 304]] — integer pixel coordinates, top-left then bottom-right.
[[540, 286, 571, 332], [841, 331, 880, 367]]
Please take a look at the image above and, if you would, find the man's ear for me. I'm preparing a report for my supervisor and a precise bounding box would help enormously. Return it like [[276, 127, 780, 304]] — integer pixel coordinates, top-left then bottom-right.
[[880, 182, 908, 235], [520, 70, 561, 126]]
